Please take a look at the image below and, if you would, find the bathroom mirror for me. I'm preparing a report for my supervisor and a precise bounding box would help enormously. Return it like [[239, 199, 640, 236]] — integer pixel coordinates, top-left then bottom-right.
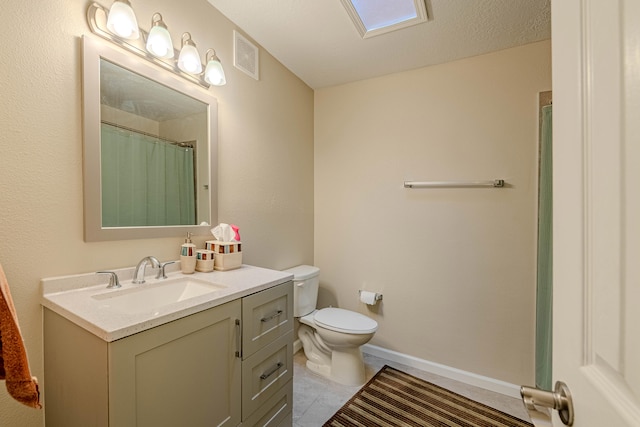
[[82, 36, 218, 241]]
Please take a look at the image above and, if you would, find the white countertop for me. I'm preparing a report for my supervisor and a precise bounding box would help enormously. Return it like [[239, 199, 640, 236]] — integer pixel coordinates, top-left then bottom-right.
[[41, 264, 293, 342]]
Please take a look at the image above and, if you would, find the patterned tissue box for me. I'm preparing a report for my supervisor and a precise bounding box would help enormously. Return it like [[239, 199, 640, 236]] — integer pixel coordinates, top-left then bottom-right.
[[205, 241, 242, 271]]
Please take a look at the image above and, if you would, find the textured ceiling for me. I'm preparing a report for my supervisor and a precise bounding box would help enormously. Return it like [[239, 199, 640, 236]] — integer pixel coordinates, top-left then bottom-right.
[[101, 60, 206, 122], [207, 0, 551, 89]]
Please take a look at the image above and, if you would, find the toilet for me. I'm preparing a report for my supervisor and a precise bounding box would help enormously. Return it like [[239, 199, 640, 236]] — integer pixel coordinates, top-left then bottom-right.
[[285, 265, 378, 386]]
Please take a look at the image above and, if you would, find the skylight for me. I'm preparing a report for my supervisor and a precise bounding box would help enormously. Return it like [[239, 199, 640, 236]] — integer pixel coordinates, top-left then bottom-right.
[[341, 0, 428, 39]]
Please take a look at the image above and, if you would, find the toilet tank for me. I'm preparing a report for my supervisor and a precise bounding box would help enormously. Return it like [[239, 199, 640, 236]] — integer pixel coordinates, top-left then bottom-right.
[[284, 265, 320, 317]]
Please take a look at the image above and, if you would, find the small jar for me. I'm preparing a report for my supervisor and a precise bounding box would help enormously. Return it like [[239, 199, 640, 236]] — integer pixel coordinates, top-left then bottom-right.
[[195, 249, 215, 272]]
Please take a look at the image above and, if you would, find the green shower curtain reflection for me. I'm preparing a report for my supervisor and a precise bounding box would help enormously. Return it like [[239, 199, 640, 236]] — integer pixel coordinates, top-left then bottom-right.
[[536, 105, 553, 390], [101, 124, 196, 227]]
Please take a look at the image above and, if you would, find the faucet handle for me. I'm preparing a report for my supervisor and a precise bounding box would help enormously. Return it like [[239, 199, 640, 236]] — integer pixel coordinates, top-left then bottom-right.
[[96, 271, 121, 289], [156, 261, 177, 279]]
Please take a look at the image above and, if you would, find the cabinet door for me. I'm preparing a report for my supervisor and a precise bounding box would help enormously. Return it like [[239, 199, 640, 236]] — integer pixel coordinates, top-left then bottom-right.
[[109, 300, 241, 427]]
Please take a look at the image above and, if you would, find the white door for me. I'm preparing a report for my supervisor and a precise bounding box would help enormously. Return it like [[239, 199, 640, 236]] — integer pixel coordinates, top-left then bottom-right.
[[552, 0, 640, 425]]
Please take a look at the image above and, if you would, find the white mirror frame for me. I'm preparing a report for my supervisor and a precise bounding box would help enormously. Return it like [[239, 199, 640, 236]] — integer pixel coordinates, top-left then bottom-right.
[[82, 35, 218, 241]]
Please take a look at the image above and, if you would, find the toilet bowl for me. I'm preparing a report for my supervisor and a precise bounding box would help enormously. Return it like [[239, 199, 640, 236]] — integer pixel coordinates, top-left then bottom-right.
[[285, 265, 378, 386]]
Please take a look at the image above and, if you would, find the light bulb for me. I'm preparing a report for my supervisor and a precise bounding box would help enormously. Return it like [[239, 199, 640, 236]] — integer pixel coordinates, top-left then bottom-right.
[[177, 33, 202, 74], [146, 13, 173, 59], [204, 50, 226, 86], [106, 0, 139, 40]]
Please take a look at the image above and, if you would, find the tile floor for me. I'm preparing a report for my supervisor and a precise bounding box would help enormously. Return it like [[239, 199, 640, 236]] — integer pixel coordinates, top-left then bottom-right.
[[292, 350, 535, 426]]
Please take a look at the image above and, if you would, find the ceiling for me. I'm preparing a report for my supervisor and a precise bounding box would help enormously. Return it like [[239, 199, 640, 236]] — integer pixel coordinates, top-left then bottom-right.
[[101, 60, 206, 122], [207, 0, 551, 89]]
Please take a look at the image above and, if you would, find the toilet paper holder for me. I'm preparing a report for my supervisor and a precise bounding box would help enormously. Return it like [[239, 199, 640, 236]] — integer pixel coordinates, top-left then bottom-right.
[[359, 290, 383, 301]]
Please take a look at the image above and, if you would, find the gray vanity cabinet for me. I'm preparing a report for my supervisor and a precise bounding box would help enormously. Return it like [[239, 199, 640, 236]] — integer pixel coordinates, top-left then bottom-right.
[[43, 280, 294, 427], [44, 299, 241, 427]]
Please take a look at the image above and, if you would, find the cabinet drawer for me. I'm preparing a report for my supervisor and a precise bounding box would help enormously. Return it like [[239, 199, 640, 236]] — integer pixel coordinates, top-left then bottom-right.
[[242, 281, 293, 358], [242, 331, 293, 419], [241, 379, 292, 427]]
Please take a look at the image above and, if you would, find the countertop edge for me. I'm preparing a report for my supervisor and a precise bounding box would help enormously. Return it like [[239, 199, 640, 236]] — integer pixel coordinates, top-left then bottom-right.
[[42, 264, 294, 342]]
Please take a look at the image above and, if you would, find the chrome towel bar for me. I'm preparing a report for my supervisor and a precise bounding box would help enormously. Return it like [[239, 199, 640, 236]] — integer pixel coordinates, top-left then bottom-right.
[[404, 179, 505, 188]]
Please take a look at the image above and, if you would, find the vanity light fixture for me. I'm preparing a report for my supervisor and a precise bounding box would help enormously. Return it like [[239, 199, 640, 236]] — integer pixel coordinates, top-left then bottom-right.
[[204, 49, 227, 86], [177, 33, 203, 74], [87, 2, 227, 88], [145, 13, 173, 59], [105, 0, 139, 40]]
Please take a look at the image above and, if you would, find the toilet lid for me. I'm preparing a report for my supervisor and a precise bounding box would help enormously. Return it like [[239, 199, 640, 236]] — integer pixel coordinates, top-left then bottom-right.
[[314, 308, 378, 334]]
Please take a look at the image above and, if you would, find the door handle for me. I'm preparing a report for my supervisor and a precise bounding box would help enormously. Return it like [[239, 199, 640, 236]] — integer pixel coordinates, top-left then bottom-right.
[[235, 319, 241, 358], [520, 381, 574, 425]]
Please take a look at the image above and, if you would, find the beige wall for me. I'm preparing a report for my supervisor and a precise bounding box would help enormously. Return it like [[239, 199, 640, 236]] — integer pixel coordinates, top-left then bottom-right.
[[0, 0, 313, 425], [0, 0, 549, 421], [314, 40, 551, 385]]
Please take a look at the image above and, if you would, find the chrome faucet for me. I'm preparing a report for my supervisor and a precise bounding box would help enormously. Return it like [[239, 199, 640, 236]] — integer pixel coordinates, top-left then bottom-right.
[[132, 256, 160, 284]]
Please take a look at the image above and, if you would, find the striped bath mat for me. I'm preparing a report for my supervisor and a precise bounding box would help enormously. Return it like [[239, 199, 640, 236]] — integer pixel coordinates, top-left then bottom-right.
[[323, 365, 533, 427]]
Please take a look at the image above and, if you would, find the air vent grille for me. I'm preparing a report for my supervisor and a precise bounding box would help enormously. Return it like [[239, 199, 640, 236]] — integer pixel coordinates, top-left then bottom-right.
[[233, 30, 259, 80]]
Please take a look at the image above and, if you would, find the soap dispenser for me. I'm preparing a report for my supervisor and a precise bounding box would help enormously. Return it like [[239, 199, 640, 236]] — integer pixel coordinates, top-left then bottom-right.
[[180, 232, 197, 274]]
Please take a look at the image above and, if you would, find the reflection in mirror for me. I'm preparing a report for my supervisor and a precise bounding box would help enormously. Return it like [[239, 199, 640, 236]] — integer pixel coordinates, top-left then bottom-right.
[[100, 59, 207, 227], [83, 36, 218, 241]]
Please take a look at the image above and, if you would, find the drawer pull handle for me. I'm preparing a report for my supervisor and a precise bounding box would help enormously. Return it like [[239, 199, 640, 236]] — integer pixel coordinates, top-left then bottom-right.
[[261, 310, 283, 323], [260, 362, 284, 380]]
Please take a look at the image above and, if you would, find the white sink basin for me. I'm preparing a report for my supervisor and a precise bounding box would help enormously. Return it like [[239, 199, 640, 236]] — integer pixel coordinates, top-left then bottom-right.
[[91, 277, 226, 315]]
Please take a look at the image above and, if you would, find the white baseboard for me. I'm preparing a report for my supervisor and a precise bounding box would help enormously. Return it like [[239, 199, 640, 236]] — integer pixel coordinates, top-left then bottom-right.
[[362, 344, 522, 399], [293, 339, 522, 399]]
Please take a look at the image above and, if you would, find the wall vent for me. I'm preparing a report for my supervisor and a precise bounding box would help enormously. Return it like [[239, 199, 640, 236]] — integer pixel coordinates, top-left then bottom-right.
[[233, 30, 259, 80]]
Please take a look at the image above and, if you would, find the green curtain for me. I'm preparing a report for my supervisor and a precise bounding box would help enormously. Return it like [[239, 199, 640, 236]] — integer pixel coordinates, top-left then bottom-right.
[[536, 105, 553, 390], [101, 124, 195, 227]]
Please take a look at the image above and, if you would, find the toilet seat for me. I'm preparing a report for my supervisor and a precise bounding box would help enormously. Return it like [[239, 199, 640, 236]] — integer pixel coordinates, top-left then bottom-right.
[[314, 308, 378, 334]]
